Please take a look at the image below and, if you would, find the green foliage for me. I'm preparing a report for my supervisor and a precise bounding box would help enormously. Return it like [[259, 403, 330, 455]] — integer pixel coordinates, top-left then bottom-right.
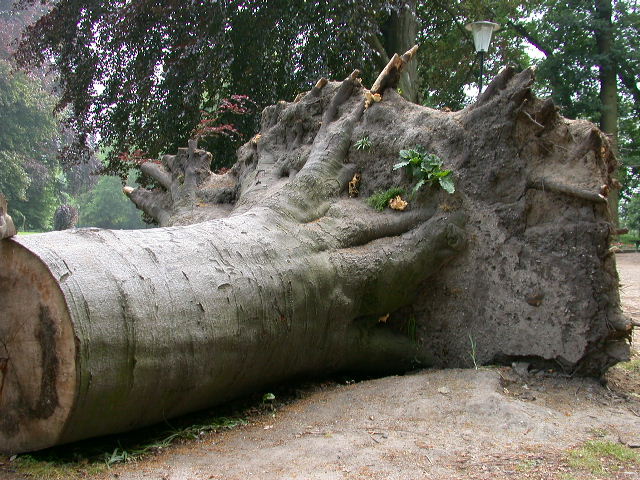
[[417, 0, 533, 109], [75, 176, 146, 229], [262, 392, 276, 402], [14, 0, 392, 175], [10, 0, 538, 171], [0, 59, 62, 230], [393, 147, 455, 194], [621, 194, 640, 232], [10, 0, 638, 214], [354, 136, 372, 150], [513, 0, 640, 209], [367, 187, 406, 211]]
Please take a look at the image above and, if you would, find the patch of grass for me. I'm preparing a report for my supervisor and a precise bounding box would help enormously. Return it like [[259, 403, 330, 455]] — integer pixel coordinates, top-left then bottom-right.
[[103, 416, 247, 466], [354, 136, 372, 150], [516, 458, 541, 472], [618, 353, 640, 372], [587, 427, 609, 438], [468, 334, 478, 370], [367, 187, 405, 211], [9, 454, 107, 480], [567, 440, 640, 475], [2, 382, 325, 479], [4, 413, 248, 479]]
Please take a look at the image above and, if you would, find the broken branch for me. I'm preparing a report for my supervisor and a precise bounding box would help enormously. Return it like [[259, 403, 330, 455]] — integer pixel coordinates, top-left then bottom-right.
[[370, 45, 418, 96]]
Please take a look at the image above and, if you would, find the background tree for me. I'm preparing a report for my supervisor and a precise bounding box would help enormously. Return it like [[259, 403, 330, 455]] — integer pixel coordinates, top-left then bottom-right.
[[75, 175, 147, 229], [0, 0, 103, 230], [16, 0, 528, 176], [0, 58, 62, 230], [14, 0, 391, 178]]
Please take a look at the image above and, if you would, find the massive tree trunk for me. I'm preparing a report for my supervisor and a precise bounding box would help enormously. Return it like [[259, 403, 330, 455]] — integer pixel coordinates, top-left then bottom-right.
[[0, 51, 631, 454]]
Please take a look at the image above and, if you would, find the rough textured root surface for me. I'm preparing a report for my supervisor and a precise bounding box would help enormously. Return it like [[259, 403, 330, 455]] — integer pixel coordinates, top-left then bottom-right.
[[0, 58, 630, 452], [128, 65, 628, 374]]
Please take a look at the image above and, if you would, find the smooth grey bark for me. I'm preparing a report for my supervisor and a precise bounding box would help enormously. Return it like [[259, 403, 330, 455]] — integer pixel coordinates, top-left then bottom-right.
[[0, 52, 631, 453], [0, 207, 463, 453]]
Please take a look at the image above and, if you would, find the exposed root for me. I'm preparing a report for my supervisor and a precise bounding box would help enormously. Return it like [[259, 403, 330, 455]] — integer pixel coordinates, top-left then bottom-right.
[[123, 187, 171, 226], [140, 163, 172, 190], [475, 66, 516, 106], [527, 177, 608, 204]]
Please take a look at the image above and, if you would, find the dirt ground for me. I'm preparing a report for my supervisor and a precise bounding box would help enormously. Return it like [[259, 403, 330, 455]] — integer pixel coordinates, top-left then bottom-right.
[[3, 254, 640, 480]]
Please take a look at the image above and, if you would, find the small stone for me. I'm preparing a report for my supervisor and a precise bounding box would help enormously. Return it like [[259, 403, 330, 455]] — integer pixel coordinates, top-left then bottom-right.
[[512, 361, 530, 377], [526, 292, 544, 307], [438, 386, 450, 395], [519, 391, 536, 401], [619, 433, 640, 448]]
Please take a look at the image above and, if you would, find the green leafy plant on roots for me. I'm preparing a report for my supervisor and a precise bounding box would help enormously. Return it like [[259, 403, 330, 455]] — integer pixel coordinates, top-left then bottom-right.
[[393, 147, 455, 194]]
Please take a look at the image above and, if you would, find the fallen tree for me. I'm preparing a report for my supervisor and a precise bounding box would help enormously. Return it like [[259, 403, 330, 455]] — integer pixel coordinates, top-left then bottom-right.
[[0, 50, 631, 453]]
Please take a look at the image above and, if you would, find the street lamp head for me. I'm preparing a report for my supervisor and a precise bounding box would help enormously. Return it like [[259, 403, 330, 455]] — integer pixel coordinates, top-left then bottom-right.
[[465, 21, 500, 53]]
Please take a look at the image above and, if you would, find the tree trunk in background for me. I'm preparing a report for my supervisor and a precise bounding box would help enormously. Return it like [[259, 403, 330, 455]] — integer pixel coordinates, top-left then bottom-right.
[[595, 0, 619, 226], [369, 0, 419, 103], [0, 56, 631, 453]]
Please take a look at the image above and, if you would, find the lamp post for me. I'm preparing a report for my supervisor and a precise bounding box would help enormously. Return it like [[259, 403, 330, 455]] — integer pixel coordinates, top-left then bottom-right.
[[465, 21, 500, 95]]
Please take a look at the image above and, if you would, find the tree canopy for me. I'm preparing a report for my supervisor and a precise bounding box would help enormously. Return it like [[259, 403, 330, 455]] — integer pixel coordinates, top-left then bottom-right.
[[12, 1, 529, 173], [11, 0, 639, 214]]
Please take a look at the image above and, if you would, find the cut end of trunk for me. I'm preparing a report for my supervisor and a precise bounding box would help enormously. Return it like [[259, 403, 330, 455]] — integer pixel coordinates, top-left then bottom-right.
[[0, 240, 76, 453]]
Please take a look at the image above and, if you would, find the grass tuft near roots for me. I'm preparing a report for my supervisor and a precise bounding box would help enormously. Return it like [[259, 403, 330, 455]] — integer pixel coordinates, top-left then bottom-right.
[[367, 187, 406, 211], [3, 415, 248, 479], [567, 440, 640, 475]]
